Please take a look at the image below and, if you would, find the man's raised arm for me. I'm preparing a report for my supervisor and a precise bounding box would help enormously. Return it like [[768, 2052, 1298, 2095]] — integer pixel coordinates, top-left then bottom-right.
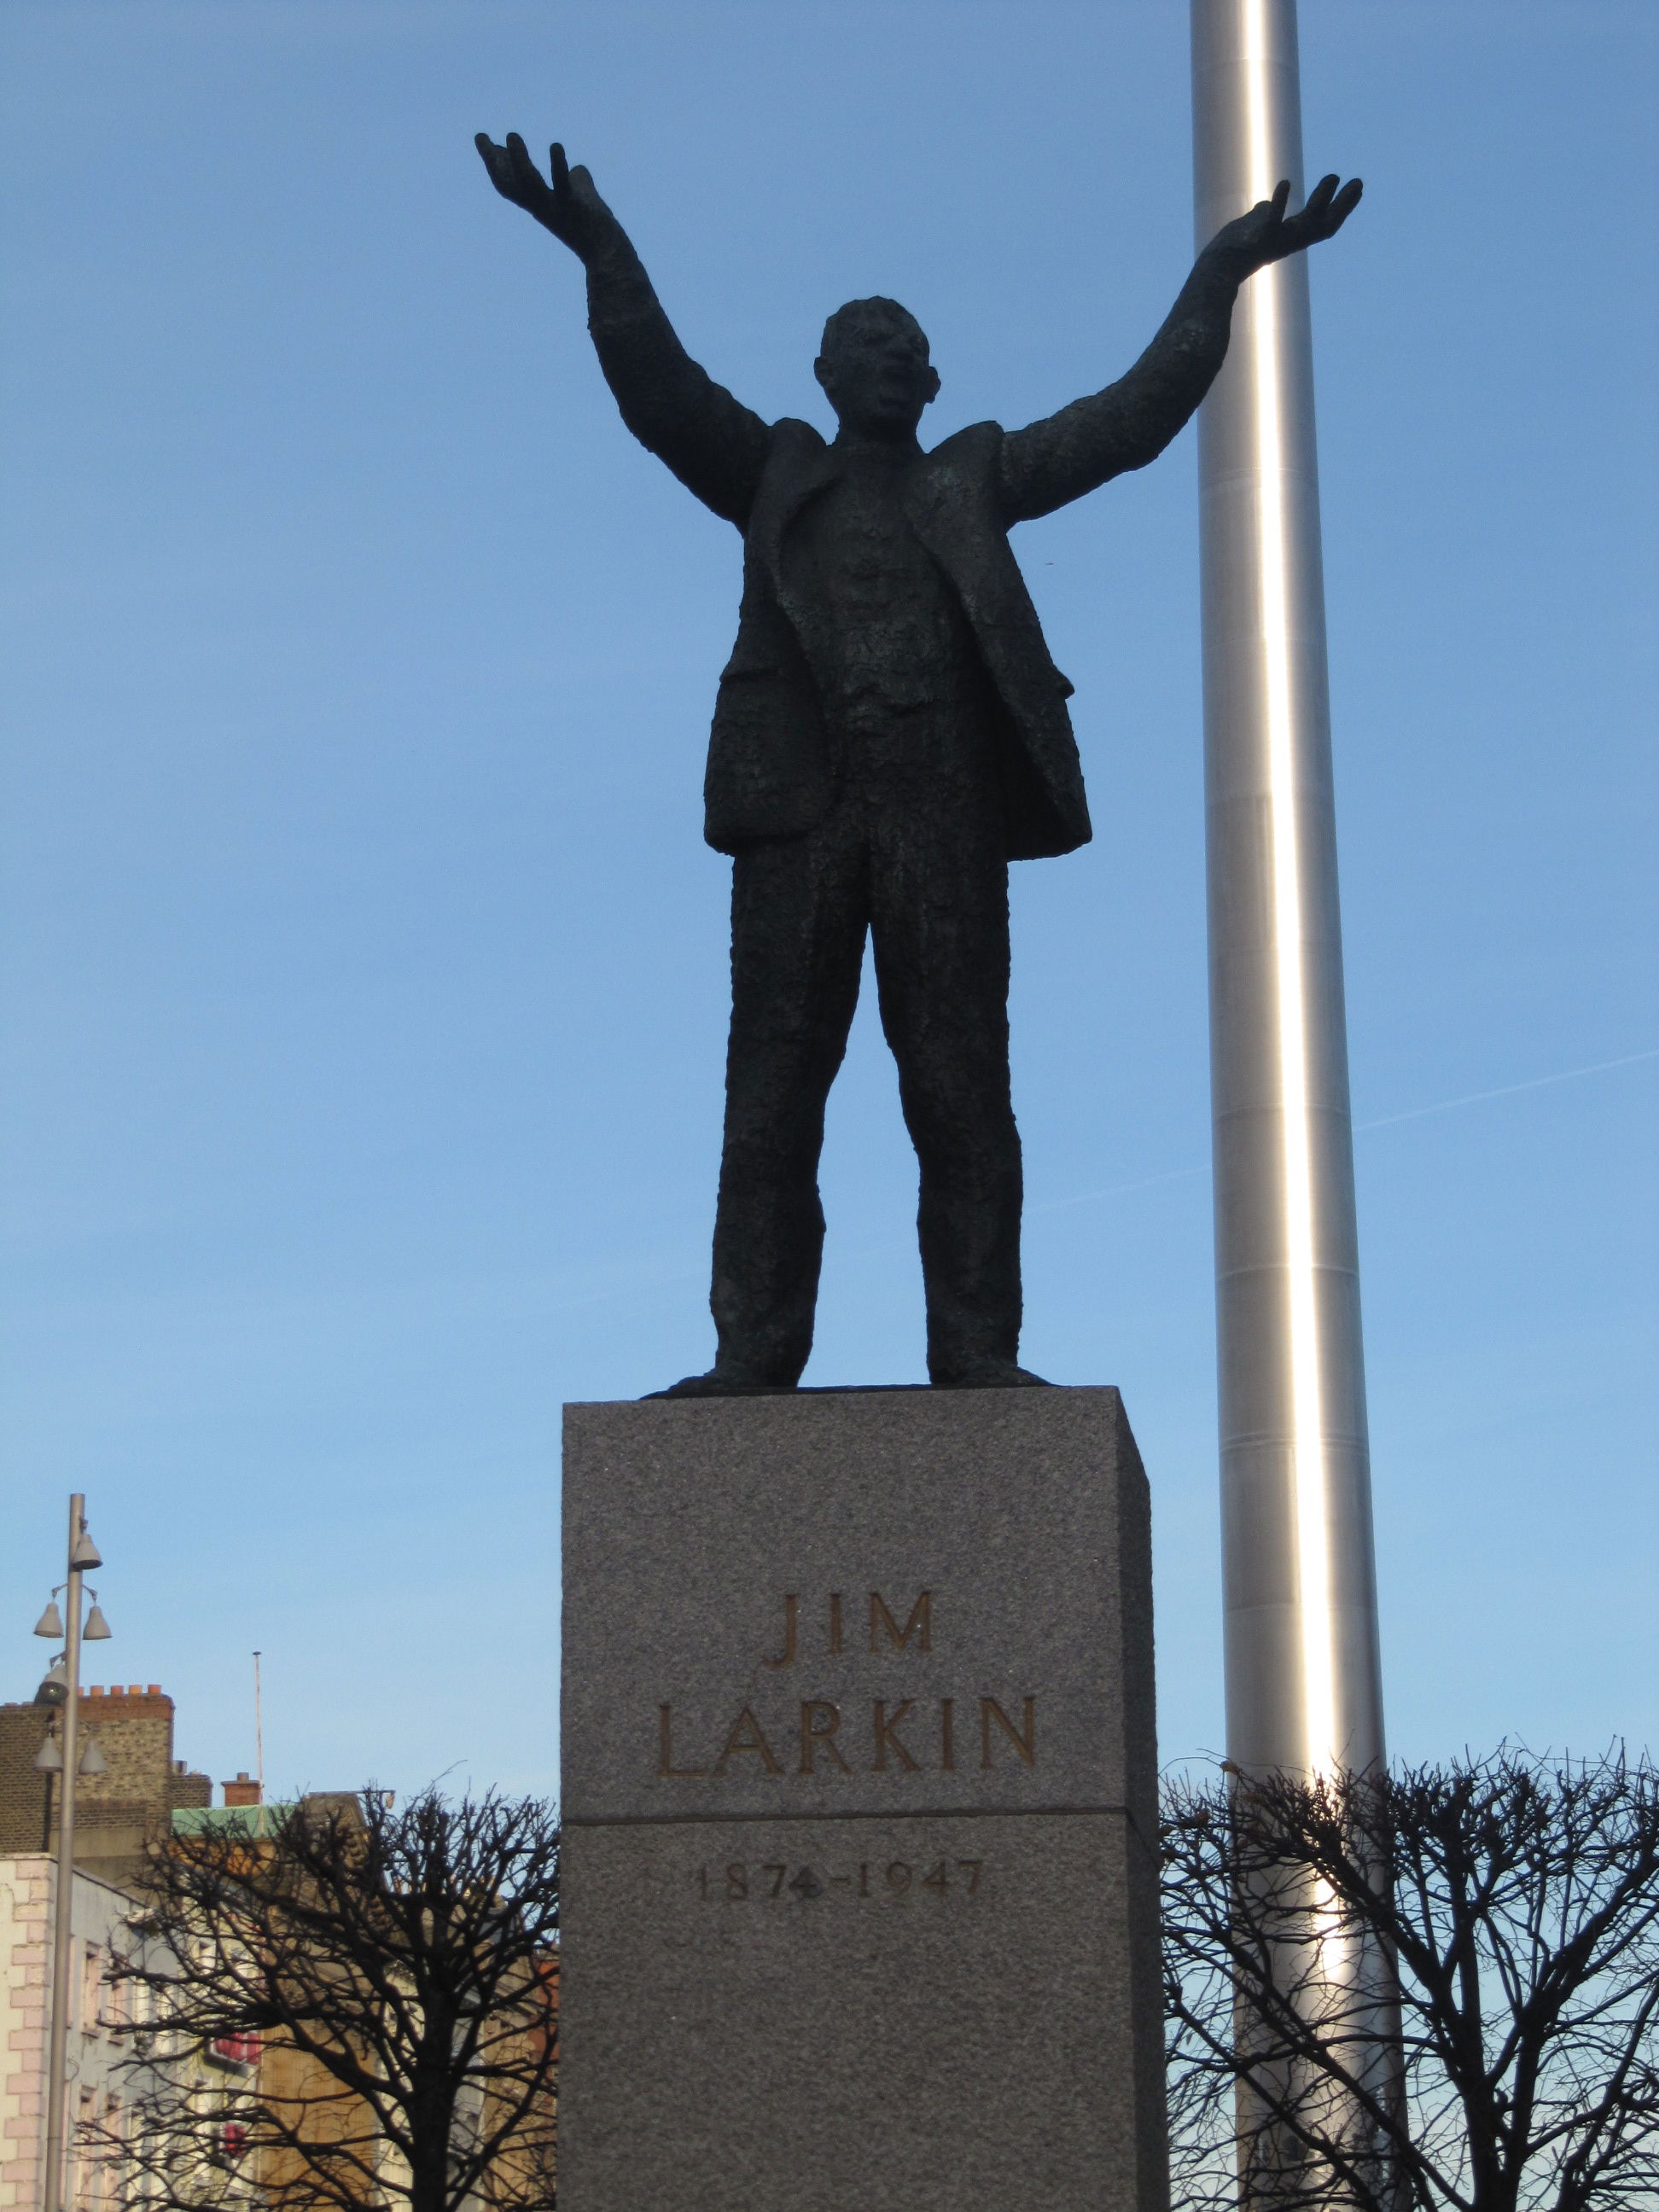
[[476, 135, 770, 529], [998, 175, 1362, 527]]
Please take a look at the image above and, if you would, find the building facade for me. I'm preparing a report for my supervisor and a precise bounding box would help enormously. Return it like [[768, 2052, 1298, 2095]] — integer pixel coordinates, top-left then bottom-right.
[[0, 1686, 212, 1886], [0, 1854, 154, 2212], [0, 1679, 214, 2209]]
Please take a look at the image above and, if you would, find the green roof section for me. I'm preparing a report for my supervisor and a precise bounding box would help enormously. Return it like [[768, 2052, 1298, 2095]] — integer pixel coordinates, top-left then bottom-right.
[[172, 1803, 297, 1837]]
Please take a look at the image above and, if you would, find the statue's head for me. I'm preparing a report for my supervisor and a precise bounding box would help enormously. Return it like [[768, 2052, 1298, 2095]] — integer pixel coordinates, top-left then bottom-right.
[[815, 298, 940, 439]]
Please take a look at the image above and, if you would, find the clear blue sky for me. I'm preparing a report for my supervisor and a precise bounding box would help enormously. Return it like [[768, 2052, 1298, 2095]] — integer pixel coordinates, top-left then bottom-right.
[[2, 2, 1653, 1805]]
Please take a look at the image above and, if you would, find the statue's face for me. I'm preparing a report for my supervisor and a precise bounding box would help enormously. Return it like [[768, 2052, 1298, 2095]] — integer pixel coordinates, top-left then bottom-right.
[[815, 307, 940, 439]]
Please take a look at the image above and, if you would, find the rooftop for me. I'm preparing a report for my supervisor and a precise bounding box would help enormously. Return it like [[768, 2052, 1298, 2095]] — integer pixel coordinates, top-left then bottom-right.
[[172, 1804, 296, 1837]]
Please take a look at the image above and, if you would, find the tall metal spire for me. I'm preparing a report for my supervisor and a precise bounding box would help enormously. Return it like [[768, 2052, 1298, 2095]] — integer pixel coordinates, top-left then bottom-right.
[[1190, 0, 1386, 1778]]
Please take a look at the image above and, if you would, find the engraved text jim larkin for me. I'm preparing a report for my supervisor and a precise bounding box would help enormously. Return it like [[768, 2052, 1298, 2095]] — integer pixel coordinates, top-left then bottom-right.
[[655, 1588, 1039, 1779]]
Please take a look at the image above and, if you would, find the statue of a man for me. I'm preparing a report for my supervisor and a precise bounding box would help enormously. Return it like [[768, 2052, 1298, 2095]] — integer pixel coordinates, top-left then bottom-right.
[[476, 134, 1359, 1397]]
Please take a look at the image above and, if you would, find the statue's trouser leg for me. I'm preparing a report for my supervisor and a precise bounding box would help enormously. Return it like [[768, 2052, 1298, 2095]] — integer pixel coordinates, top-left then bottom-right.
[[866, 800, 1022, 1382], [711, 809, 869, 1383]]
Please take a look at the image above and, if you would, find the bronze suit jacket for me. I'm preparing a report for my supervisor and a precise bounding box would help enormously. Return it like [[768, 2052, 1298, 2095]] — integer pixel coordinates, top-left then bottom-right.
[[579, 218, 1241, 861]]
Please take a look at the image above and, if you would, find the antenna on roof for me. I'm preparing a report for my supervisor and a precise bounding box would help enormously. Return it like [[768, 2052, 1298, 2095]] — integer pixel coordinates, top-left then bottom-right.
[[253, 1652, 265, 1806]]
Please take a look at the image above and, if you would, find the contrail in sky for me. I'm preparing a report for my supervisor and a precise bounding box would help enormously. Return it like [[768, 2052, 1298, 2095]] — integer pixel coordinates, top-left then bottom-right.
[[1039, 1048, 1657, 1215], [1352, 1049, 1658, 1132], [1033, 1163, 1208, 1214], [559, 1047, 1658, 1298]]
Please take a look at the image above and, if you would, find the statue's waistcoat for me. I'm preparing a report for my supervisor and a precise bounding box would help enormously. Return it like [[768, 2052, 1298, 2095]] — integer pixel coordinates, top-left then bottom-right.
[[703, 418, 1093, 862]]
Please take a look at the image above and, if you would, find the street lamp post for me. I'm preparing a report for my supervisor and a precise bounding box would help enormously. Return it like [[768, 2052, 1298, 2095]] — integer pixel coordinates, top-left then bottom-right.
[[34, 1495, 108, 2212]]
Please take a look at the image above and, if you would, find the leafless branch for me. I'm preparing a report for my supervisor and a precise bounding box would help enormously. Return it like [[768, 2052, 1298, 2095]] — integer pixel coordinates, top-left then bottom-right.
[[1162, 1747, 1659, 2212], [100, 1787, 560, 2212]]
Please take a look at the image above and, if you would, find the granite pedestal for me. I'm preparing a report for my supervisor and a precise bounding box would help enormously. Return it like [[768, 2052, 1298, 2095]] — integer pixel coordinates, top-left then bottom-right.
[[560, 1386, 1166, 2212]]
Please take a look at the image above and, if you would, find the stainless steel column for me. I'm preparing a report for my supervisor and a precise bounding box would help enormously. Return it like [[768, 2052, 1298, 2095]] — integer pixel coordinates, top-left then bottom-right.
[[1191, 0, 1385, 1778]]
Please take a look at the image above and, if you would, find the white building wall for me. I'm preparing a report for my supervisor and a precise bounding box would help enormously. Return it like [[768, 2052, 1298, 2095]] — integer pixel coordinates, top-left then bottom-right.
[[0, 1854, 146, 2212]]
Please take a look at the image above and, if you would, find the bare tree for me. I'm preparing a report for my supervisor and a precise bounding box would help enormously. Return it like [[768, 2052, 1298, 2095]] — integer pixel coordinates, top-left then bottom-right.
[[1161, 1748, 1659, 2212], [107, 1787, 560, 2212]]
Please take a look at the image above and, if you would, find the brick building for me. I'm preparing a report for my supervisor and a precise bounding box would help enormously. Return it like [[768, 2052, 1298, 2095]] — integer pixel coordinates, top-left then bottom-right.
[[0, 1685, 212, 1885]]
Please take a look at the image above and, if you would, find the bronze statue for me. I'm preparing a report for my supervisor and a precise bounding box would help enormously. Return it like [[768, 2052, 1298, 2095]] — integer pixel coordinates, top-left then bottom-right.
[[475, 134, 1359, 1396]]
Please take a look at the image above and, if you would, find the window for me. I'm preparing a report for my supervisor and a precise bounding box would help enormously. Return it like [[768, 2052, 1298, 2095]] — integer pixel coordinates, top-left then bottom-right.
[[127, 1972, 153, 2056], [102, 1953, 126, 2032], [73, 2088, 96, 2212], [101, 2093, 123, 2195], [79, 1945, 102, 2035]]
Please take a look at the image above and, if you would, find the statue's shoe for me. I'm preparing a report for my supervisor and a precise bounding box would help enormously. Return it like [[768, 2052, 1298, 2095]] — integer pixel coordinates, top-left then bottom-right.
[[643, 1369, 798, 1400], [931, 1362, 1053, 1388]]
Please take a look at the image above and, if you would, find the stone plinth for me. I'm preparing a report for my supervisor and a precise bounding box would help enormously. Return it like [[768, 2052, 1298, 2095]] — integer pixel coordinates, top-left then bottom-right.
[[560, 1386, 1165, 2212]]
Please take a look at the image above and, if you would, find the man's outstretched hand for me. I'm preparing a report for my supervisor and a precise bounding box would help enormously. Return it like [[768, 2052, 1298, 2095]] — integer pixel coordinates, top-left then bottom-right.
[[1208, 174, 1363, 275], [474, 133, 613, 261]]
